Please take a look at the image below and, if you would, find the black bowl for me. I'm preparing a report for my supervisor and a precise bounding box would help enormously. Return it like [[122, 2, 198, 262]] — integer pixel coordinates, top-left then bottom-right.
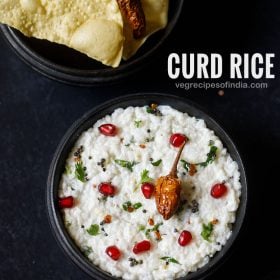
[[0, 1, 184, 86], [46, 93, 247, 280]]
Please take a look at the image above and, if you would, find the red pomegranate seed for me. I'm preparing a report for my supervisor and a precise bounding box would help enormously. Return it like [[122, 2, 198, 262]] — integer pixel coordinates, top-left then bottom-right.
[[141, 182, 155, 199], [133, 240, 151, 254], [178, 230, 192, 246], [170, 133, 188, 147], [106, 246, 121, 261], [98, 183, 116, 196], [59, 196, 74, 208], [98, 124, 117, 136], [211, 183, 228, 198]]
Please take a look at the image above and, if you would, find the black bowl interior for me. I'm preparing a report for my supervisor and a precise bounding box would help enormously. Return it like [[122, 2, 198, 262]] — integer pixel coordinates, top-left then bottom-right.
[[0, 1, 184, 85], [47, 93, 247, 280]]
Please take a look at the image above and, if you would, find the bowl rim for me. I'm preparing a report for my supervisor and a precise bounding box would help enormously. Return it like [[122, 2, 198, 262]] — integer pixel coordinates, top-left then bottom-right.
[[0, 0, 184, 86], [46, 92, 248, 280]]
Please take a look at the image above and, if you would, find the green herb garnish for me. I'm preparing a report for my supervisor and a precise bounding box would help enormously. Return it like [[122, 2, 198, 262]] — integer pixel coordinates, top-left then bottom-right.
[[146, 105, 162, 116], [160, 256, 180, 264], [146, 107, 155, 114], [199, 145, 218, 167], [153, 222, 163, 231], [133, 202, 143, 209], [151, 159, 162, 166], [122, 201, 142, 212], [86, 224, 100, 236], [115, 159, 138, 172], [122, 201, 132, 211], [209, 140, 215, 146], [140, 169, 153, 184], [201, 222, 214, 241], [98, 196, 108, 202], [181, 143, 218, 171], [82, 246, 93, 257], [134, 120, 143, 128], [75, 162, 86, 182], [138, 225, 146, 231], [65, 221, 71, 227], [145, 137, 155, 143], [180, 159, 191, 172]]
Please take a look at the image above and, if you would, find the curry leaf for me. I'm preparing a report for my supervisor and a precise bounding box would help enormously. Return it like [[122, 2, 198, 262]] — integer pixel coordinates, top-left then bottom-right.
[[115, 159, 138, 172], [201, 222, 214, 241], [75, 162, 86, 182], [134, 120, 143, 128], [151, 159, 162, 166], [180, 159, 191, 172], [86, 224, 100, 236]]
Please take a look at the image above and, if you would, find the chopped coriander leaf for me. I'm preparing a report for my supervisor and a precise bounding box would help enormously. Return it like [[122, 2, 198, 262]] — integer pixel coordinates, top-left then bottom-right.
[[146, 107, 155, 114], [138, 225, 146, 231], [160, 256, 180, 264], [181, 144, 217, 170], [180, 159, 191, 172], [145, 223, 163, 238], [133, 202, 142, 209], [75, 162, 86, 182], [201, 222, 214, 241], [146, 104, 162, 116], [82, 246, 93, 257], [86, 224, 100, 236], [199, 145, 218, 167], [115, 159, 138, 172], [134, 120, 143, 128], [122, 201, 132, 211], [140, 169, 153, 184], [151, 159, 162, 166], [153, 222, 163, 231]]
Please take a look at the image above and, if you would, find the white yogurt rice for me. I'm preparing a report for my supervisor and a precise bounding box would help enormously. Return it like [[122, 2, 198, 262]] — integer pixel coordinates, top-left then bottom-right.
[[59, 105, 241, 280]]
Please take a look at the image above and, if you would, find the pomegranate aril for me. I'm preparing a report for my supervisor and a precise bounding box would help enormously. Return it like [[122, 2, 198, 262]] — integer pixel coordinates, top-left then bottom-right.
[[98, 182, 116, 196], [98, 124, 118, 136], [178, 230, 192, 246], [106, 245, 121, 261], [141, 182, 155, 199], [211, 183, 227, 198], [59, 196, 74, 208], [133, 240, 151, 254], [170, 133, 188, 147]]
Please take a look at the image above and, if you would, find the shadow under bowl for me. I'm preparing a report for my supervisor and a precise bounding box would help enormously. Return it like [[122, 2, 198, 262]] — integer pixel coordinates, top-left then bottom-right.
[[46, 93, 247, 280], [0, 1, 184, 86]]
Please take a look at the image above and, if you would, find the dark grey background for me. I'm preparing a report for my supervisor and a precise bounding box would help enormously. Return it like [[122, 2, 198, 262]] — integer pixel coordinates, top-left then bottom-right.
[[1, 1, 280, 280]]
